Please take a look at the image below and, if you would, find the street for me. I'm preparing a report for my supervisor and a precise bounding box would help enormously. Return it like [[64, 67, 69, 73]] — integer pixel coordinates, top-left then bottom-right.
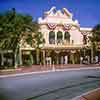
[[0, 68, 100, 100]]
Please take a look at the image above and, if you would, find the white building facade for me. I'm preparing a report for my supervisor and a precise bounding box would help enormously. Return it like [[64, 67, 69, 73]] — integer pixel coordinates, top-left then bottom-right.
[[0, 7, 92, 67], [37, 7, 92, 64]]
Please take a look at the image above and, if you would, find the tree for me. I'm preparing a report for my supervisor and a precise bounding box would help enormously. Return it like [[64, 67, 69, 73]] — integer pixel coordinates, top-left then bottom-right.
[[89, 24, 100, 63], [0, 8, 40, 68], [34, 32, 45, 64]]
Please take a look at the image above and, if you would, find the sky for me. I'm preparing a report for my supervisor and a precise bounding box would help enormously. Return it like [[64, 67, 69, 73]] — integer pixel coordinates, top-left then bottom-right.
[[0, 0, 100, 27]]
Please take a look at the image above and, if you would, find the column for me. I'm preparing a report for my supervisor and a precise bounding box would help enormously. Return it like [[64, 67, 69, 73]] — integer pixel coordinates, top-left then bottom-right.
[[1, 52, 4, 66], [55, 50, 60, 64], [57, 54, 59, 64], [61, 56, 63, 64], [43, 50, 46, 65], [55, 32, 57, 45], [19, 48, 22, 65], [62, 32, 64, 43], [91, 47, 94, 64], [14, 51, 17, 68], [65, 56, 68, 64]]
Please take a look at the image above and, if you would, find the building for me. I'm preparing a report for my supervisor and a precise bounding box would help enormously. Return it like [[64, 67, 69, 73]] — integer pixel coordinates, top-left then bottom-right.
[[37, 7, 92, 65], [0, 7, 92, 67]]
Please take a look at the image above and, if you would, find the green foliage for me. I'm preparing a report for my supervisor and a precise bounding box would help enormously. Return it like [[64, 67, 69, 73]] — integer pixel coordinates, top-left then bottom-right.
[[34, 32, 45, 48], [0, 8, 45, 66], [0, 8, 39, 51], [90, 24, 100, 43], [26, 34, 33, 46], [89, 24, 100, 62]]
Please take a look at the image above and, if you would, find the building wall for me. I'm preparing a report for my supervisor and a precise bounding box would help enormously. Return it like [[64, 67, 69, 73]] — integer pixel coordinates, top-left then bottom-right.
[[38, 7, 91, 48]]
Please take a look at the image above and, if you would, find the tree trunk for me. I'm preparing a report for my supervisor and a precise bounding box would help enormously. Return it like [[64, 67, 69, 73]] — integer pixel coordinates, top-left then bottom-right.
[[91, 42, 96, 64], [1, 52, 4, 66], [91, 47, 94, 64], [14, 50, 17, 68], [36, 48, 40, 64], [14, 47, 19, 68], [19, 48, 22, 65]]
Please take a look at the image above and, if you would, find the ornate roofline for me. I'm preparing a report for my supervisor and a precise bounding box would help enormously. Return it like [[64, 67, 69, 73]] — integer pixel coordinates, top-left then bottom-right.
[[44, 6, 72, 18]]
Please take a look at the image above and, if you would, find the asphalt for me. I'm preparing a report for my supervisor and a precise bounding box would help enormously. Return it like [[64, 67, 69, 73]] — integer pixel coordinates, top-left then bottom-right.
[[0, 67, 100, 100]]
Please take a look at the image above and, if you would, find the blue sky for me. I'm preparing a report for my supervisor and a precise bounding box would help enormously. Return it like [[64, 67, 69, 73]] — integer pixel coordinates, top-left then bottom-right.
[[0, 0, 100, 27]]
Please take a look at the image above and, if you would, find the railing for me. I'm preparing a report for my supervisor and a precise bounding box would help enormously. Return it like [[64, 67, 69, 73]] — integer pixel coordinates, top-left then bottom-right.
[[44, 44, 84, 48]]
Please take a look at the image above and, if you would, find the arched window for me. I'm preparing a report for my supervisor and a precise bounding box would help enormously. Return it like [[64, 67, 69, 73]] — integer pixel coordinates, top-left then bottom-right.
[[64, 32, 70, 43], [49, 31, 55, 44], [57, 31, 63, 44], [64, 32, 70, 39]]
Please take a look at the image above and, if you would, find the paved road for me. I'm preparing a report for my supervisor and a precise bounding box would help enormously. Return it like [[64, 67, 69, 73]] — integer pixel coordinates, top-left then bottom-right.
[[0, 68, 100, 100]]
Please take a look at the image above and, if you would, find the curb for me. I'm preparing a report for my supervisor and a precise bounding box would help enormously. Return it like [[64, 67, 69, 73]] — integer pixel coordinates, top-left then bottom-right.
[[0, 68, 21, 72], [0, 67, 100, 78]]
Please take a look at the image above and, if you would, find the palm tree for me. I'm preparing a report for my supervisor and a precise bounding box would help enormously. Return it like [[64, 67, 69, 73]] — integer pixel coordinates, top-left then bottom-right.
[[0, 8, 40, 68], [89, 24, 100, 63]]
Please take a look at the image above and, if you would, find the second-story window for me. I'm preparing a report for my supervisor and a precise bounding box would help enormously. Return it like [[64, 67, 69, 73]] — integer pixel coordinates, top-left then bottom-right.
[[64, 32, 70, 43], [49, 31, 55, 44], [57, 31, 63, 44]]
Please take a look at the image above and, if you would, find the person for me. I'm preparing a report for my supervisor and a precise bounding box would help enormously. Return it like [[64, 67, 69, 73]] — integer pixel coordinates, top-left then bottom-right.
[[98, 55, 100, 64], [95, 56, 98, 64], [80, 56, 83, 64], [65, 56, 68, 64]]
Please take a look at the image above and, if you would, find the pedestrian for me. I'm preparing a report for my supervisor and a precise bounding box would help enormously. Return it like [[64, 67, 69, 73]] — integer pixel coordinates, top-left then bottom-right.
[[95, 56, 98, 64], [98, 55, 100, 65], [80, 56, 83, 64]]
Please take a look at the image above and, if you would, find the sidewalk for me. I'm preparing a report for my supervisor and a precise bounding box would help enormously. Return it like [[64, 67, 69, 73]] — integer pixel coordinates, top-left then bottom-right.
[[0, 64, 100, 76], [71, 88, 100, 100]]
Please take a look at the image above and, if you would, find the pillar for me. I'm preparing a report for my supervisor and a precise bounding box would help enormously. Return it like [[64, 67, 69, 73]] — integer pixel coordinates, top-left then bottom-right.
[[1, 52, 4, 66], [55, 50, 60, 64], [57, 54, 59, 64], [62, 32, 64, 42], [65, 56, 68, 64], [19, 48, 22, 65], [91, 47, 94, 64], [55, 32, 57, 45], [43, 50, 46, 65]]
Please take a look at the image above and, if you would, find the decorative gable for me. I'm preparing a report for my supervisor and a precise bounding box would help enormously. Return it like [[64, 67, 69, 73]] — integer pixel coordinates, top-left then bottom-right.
[[44, 6, 72, 18], [38, 7, 79, 28], [62, 8, 72, 18]]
